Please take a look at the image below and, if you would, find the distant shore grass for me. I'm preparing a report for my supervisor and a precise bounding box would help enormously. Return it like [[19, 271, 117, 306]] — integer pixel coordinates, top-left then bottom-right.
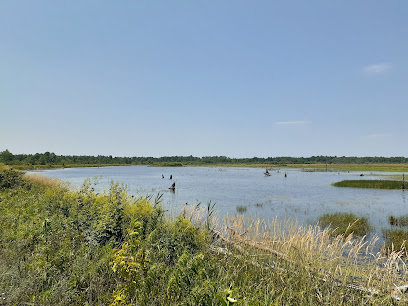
[[150, 162, 183, 167], [333, 180, 406, 190], [288, 163, 408, 172], [319, 212, 371, 237]]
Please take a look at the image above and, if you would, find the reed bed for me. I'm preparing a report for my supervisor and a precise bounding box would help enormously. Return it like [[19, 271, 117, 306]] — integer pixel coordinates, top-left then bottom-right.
[[182, 204, 408, 303], [24, 173, 67, 189], [319, 212, 371, 237], [222, 215, 408, 300]]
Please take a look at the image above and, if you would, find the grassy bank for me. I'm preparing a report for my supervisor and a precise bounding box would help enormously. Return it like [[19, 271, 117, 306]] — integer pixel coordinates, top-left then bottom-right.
[[1, 169, 408, 304], [333, 180, 406, 189], [3, 164, 131, 171]]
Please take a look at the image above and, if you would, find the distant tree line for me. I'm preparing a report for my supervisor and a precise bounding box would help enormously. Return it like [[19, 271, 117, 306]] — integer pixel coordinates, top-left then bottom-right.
[[1, 149, 408, 166]]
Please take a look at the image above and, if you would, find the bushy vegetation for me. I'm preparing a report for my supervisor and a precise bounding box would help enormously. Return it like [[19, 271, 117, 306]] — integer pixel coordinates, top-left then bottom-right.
[[0, 168, 29, 190], [333, 180, 406, 189], [319, 212, 371, 237], [1, 169, 408, 304]]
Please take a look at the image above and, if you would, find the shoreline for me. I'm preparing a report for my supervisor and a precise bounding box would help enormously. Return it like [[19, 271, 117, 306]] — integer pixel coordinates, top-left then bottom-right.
[[6, 162, 408, 173]]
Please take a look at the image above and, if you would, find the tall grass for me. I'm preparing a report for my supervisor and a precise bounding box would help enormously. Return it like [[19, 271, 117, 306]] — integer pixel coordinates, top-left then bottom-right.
[[183, 210, 408, 303], [24, 173, 66, 189]]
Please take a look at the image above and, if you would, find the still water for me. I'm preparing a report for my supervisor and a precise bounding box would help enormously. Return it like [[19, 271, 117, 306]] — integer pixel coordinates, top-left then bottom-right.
[[31, 166, 407, 236]]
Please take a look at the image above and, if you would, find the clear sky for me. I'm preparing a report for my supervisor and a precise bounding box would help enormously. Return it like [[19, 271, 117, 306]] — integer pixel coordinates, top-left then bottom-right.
[[1, 1, 407, 158]]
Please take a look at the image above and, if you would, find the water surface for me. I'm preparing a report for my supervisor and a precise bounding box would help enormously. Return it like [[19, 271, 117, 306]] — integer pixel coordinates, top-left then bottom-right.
[[31, 166, 407, 237]]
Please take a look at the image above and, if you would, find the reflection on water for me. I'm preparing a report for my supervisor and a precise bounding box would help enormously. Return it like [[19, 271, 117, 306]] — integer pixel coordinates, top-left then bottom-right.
[[30, 166, 407, 237]]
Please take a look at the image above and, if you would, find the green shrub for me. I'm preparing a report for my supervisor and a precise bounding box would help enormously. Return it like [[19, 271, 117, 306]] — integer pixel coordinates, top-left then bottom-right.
[[0, 169, 29, 190]]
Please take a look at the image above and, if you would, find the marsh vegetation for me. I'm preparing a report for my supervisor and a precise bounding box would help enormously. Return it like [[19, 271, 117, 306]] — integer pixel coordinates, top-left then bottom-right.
[[333, 179, 406, 189], [236, 205, 248, 213], [2, 169, 408, 304], [318, 212, 371, 237], [389, 215, 408, 227]]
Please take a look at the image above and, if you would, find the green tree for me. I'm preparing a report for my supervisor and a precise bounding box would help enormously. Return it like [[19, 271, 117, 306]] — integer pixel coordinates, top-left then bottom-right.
[[0, 149, 14, 163]]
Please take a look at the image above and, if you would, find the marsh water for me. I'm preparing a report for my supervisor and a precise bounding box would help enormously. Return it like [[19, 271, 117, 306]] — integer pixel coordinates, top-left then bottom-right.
[[31, 166, 407, 237]]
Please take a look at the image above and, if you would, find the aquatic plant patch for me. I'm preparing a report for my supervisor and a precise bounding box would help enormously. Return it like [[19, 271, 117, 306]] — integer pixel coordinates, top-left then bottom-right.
[[333, 180, 406, 189], [319, 212, 371, 237], [236, 205, 247, 213], [389, 215, 408, 227], [382, 228, 408, 253]]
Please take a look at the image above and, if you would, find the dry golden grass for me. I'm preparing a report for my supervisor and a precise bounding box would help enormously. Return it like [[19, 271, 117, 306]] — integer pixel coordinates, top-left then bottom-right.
[[223, 215, 408, 298], [24, 173, 66, 189], [182, 206, 408, 301], [0, 165, 14, 171]]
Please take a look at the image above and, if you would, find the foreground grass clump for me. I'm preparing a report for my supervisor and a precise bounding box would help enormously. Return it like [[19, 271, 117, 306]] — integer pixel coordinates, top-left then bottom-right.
[[1, 169, 408, 304], [319, 212, 371, 237], [333, 179, 406, 189]]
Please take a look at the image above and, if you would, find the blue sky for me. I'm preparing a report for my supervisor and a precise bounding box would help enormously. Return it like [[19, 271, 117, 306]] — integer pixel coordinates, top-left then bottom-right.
[[1, 1, 407, 158]]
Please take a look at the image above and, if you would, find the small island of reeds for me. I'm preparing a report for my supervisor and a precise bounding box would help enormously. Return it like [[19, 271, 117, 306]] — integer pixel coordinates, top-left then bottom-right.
[[333, 179, 406, 190], [319, 212, 371, 237]]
